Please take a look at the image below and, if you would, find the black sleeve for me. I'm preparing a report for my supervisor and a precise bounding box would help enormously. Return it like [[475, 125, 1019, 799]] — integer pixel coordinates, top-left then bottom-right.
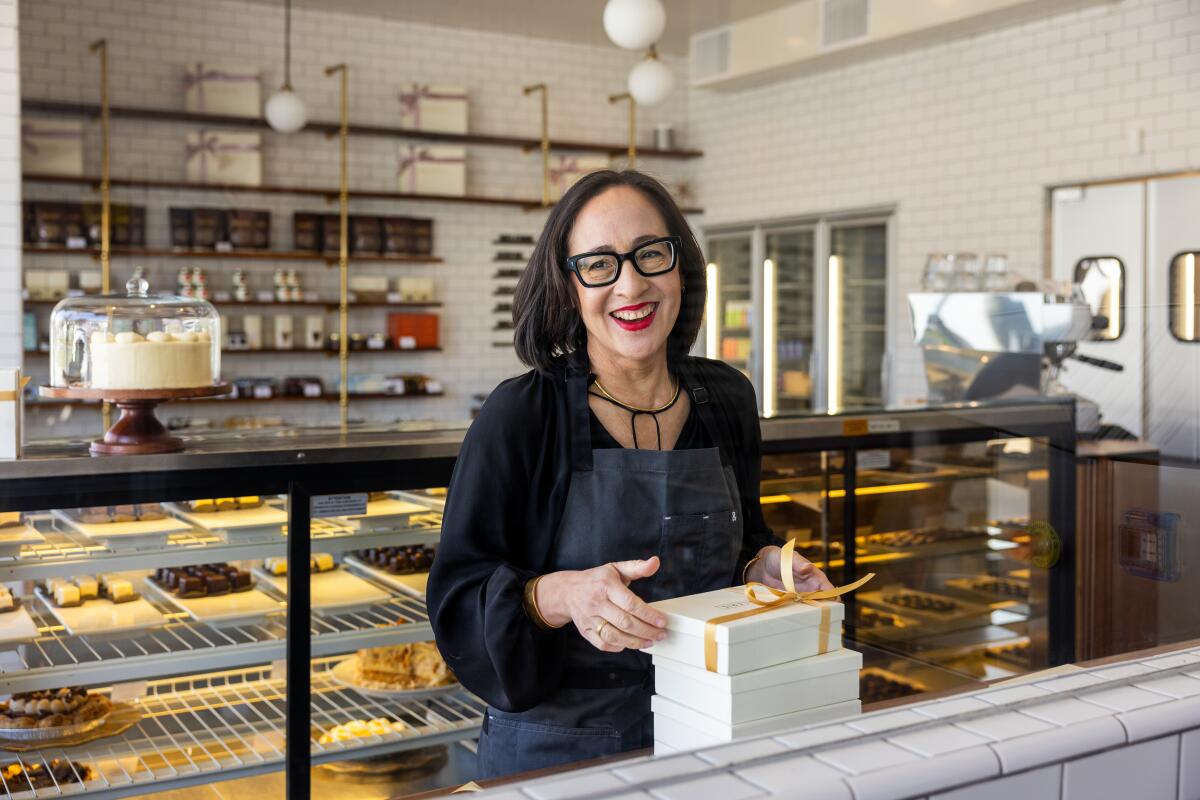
[[426, 373, 569, 712]]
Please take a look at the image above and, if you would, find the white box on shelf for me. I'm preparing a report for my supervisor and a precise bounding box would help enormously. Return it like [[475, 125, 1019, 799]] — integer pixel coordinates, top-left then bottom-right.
[[549, 155, 610, 201], [646, 586, 844, 675], [398, 84, 468, 134], [398, 277, 435, 302], [78, 270, 102, 292], [305, 316, 324, 350], [186, 130, 262, 187], [653, 648, 862, 725], [21, 118, 84, 176], [243, 315, 263, 350], [397, 145, 466, 196], [652, 694, 862, 751], [349, 275, 388, 294], [183, 62, 261, 117], [0, 369, 25, 460], [273, 316, 293, 350]]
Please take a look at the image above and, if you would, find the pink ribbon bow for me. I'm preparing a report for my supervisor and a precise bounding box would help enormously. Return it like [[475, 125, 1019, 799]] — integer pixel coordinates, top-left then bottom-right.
[[186, 131, 261, 182]]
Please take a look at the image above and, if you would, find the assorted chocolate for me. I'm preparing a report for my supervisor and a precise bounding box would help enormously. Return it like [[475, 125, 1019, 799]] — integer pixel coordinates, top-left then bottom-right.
[[70, 504, 167, 525], [987, 640, 1031, 665], [861, 527, 987, 549], [152, 563, 253, 598], [860, 670, 924, 703], [295, 212, 433, 255], [353, 545, 435, 575], [0, 687, 111, 731], [856, 607, 904, 631], [169, 206, 270, 250], [0, 759, 94, 789], [793, 540, 844, 563], [966, 576, 1029, 599], [883, 590, 960, 614], [24, 201, 145, 247]]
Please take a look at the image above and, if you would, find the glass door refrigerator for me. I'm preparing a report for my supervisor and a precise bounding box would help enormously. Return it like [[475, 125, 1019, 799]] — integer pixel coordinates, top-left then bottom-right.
[[829, 221, 888, 411], [705, 233, 755, 383], [763, 227, 817, 415]]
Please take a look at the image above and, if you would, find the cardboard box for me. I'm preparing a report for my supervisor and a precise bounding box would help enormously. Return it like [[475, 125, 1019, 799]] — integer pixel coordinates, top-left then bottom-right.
[[169, 208, 193, 248], [191, 208, 227, 249], [304, 316, 325, 350], [228, 209, 270, 249], [398, 277, 435, 303], [273, 316, 293, 350], [186, 130, 262, 187], [293, 212, 321, 252], [645, 586, 844, 675], [388, 313, 438, 350], [183, 62, 261, 117], [21, 118, 84, 177], [651, 694, 861, 751], [321, 214, 342, 254], [350, 216, 382, 254], [652, 648, 862, 725], [349, 275, 388, 296], [25, 270, 70, 301], [398, 83, 468, 134], [397, 145, 465, 196]]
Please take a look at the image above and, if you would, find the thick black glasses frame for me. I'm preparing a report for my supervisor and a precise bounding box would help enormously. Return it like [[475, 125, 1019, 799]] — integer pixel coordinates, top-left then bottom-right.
[[563, 235, 683, 287]]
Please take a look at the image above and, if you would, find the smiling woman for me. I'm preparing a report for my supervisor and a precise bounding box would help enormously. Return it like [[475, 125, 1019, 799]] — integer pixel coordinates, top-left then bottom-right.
[[426, 170, 833, 780]]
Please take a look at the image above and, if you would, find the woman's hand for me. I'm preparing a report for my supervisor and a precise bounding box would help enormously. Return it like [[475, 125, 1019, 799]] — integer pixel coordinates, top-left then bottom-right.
[[746, 545, 834, 593], [535, 558, 668, 652]]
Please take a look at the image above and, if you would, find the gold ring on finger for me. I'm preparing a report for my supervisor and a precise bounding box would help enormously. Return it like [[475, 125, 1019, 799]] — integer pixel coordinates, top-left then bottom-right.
[[596, 620, 611, 640]]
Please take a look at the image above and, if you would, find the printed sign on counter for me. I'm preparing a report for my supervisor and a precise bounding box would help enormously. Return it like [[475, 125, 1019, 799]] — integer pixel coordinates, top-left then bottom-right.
[[311, 493, 369, 518]]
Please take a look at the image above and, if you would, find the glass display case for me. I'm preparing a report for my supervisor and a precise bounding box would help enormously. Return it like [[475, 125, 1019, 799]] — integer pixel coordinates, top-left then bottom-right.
[[707, 234, 754, 382], [764, 227, 816, 414]]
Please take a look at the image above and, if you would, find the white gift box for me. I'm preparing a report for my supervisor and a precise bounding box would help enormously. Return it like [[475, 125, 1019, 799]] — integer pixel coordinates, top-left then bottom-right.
[[653, 648, 862, 725], [652, 694, 862, 751], [21, 118, 84, 176], [183, 62, 261, 117], [646, 586, 845, 675], [186, 130, 262, 187], [0, 369, 26, 460], [398, 84, 468, 134], [397, 145, 466, 196], [398, 277, 435, 302], [549, 155, 610, 201]]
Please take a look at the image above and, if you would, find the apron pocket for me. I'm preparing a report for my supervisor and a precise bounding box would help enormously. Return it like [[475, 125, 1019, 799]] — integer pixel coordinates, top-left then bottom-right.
[[657, 511, 742, 595], [479, 712, 623, 777]]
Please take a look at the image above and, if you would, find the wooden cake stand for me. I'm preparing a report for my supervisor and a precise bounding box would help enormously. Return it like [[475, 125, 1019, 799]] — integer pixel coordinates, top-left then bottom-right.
[[39, 383, 231, 456]]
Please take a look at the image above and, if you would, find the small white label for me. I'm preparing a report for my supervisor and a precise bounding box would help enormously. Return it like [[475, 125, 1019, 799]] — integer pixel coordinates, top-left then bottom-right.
[[65, 236, 87, 249], [256, 290, 275, 303], [214, 290, 232, 302], [215, 241, 233, 252], [303, 384, 321, 398], [110, 680, 148, 703], [399, 336, 417, 350], [425, 380, 443, 394], [311, 493, 368, 517], [867, 419, 900, 433], [386, 292, 403, 304], [253, 384, 272, 399], [859, 449, 891, 470]]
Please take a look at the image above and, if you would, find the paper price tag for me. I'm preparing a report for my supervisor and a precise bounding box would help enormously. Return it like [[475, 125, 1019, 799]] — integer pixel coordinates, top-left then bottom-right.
[[303, 384, 322, 398], [399, 336, 417, 350], [311, 493, 368, 517], [387, 292, 403, 304], [110, 680, 148, 703], [214, 290, 232, 302], [253, 384, 272, 399], [65, 236, 87, 249], [868, 419, 900, 433]]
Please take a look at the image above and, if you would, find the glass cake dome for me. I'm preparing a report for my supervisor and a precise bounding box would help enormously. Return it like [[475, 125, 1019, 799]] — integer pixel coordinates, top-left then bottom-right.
[[49, 276, 222, 391]]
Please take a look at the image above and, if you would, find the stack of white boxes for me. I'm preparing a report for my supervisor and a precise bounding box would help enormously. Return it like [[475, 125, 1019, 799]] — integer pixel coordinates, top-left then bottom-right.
[[647, 586, 862, 754]]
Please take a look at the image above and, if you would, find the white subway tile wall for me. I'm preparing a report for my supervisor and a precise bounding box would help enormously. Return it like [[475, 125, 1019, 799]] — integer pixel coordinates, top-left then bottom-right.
[[13, 0, 690, 433], [686, 0, 1200, 405], [0, 0, 19, 369]]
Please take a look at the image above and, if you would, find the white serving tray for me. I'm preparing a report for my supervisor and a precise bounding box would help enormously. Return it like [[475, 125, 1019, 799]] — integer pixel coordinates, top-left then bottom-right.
[[0, 524, 44, 558], [143, 579, 284, 624], [339, 500, 428, 532], [342, 555, 428, 598], [51, 509, 191, 547], [251, 566, 391, 614], [35, 590, 166, 637], [165, 503, 287, 543], [0, 601, 40, 644]]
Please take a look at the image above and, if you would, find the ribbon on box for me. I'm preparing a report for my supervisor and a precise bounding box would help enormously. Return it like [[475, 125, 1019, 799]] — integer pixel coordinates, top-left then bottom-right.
[[20, 123, 80, 156], [186, 131, 261, 183], [702, 538, 874, 673], [396, 146, 466, 193], [183, 62, 259, 113], [399, 84, 467, 130], [0, 376, 30, 402]]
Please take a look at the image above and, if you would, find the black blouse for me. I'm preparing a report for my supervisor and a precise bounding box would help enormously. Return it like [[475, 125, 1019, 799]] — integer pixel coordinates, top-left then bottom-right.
[[426, 356, 775, 712]]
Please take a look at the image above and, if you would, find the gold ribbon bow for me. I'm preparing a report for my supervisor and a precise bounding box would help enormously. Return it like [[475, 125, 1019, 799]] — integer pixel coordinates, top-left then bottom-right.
[[702, 538, 874, 673], [0, 376, 30, 402]]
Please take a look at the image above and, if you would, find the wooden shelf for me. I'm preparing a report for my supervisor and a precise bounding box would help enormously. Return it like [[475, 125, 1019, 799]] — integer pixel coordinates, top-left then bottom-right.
[[22, 244, 442, 264], [23, 173, 704, 215], [22, 99, 704, 160], [23, 298, 443, 310], [27, 391, 445, 409]]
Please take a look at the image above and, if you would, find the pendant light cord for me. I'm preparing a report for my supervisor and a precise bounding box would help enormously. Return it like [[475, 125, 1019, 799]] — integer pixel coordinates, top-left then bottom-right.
[[283, 0, 292, 89]]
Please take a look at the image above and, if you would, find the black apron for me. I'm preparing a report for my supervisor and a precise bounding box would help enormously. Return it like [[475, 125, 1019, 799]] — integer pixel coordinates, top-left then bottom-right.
[[476, 369, 744, 778]]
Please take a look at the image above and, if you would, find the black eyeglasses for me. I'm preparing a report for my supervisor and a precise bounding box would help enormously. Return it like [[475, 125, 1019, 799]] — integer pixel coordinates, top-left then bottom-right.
[[563, 236, 682, 288]]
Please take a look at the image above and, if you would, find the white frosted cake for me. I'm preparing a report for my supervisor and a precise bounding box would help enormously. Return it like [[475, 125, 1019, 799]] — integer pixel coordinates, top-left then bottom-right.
[[89, 330, 214, 390]]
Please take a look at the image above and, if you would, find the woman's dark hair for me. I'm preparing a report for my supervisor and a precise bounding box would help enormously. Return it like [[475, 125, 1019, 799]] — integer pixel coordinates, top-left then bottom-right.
[[512, 170, 706, 374]]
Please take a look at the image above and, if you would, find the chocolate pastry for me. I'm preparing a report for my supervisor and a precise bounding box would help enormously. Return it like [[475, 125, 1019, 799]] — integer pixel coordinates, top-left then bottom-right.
[[857, 607, 899, 630], [353, 545, 436, 575], [1, 759, 94, 790], [884, 591, 959, 613], [153, 563, 253, 598]]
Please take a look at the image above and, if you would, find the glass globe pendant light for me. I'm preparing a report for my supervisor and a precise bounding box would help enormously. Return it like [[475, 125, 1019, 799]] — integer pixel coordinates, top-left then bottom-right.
[[603, 0, 666, 51], [628, 45, 674, 107], [264, 0, 308, 134]]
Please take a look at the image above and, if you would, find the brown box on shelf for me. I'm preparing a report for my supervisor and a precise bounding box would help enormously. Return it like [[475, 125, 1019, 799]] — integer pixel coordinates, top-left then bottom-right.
[[191, 208, 227, 249], [293, 212, 321, 252], [321, 214, 341, 254], [169, 208, 193, 248], [381, 216, 414, 254], [129, 205, 146, 247], [349, 215, 382, 254], [228, 209, 270, 249], [82, 203, 102, 246], [30, 202, 65, 246], [59, 203, 86, 245], [108, 204, 131, 246], [388, 313, 439, 350], [410, 218, 434, 254]]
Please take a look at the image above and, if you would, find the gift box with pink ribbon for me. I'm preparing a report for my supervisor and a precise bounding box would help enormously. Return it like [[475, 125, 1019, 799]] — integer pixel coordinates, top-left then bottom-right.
[[20, 119, 84, 177], [396, 145, 466, 196], [398, 83, 468, 134], [549, 155, 610, 201], [185, 130, 262, 187], [183, 62, 261, 117]]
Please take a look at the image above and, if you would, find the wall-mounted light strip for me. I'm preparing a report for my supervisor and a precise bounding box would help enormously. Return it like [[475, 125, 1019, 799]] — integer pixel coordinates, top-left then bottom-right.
[[763, 258, 777, 417], [1106, 267, 1120, 339], [706, 262, 719, 357], [826, 254, 842, 414], [1186, 253, 1196, 342]]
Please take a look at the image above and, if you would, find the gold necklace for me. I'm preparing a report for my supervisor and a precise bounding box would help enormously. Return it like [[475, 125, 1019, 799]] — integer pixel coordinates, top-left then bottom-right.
[[591, 378, 680, 414]]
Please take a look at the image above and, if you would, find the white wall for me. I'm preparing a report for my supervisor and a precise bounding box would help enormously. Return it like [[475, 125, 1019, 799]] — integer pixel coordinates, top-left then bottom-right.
[[0, 0, 19, 371], [16, 0, 690, 433], [687, 0, 1200, 404]]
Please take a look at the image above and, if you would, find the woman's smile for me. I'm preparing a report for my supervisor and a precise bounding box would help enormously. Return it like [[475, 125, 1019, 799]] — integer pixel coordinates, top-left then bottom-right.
[[610, 301, 659, 331]]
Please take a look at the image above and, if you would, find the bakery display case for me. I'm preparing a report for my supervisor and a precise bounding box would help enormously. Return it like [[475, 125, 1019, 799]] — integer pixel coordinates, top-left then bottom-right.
[[760, 398, 1077, 693]]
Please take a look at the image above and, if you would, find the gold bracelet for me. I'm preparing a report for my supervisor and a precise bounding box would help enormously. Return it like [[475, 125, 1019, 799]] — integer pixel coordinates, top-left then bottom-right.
[[741, 555, 763, 585], [523, 575, 563, 630]]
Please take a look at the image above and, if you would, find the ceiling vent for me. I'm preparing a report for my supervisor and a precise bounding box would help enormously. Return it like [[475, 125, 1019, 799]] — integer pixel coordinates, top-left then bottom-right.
[[691, 26, 732, 83], [820, 0, 869, 50]]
